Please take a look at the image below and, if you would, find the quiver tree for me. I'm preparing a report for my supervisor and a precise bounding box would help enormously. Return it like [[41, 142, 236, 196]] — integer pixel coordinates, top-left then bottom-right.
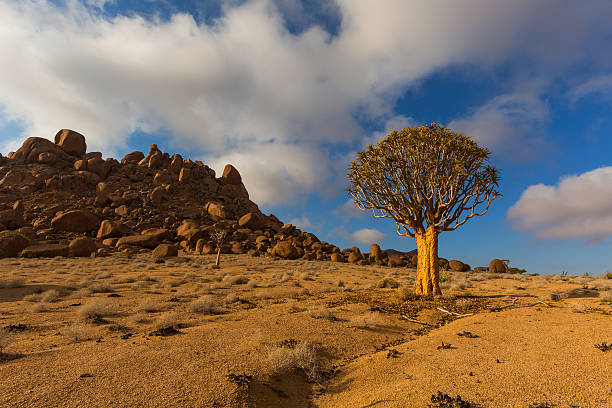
[[211, 229, 229, 267], [348, 123, 501, 296]]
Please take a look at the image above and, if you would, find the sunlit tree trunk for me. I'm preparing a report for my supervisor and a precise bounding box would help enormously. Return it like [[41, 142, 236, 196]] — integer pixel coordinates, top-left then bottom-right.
[[415, 227, 441, 296]]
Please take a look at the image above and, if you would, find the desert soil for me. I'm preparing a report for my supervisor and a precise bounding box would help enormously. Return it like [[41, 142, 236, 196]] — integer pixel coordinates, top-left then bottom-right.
[[0, 254, 611, 408]]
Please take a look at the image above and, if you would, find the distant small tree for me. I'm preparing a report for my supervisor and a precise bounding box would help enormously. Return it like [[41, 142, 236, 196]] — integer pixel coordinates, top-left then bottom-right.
[[211, 230, 229, 268], [348, 123, 501, 296]]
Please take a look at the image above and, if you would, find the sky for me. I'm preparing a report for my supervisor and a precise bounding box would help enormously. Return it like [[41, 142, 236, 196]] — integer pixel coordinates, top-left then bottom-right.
[[2, 0, 612, 275]]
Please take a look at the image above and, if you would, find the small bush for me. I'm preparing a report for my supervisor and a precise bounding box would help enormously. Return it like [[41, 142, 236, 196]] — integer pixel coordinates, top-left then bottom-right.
[[247, 280, 258, 289], [88, 282, 114, 293], [603, 271, 612, 280], [79, 300, 116, 321], [0, 278, 26, 289], [439, 269, 450, 283], [225, 293, 240, 304], [267, 341, 319, 381], [599, 291, 612, 303], [377, 277, 399, 288], [41, 289, 61, 303], [308, 307, 337, 321], [32, 302, 48, 313], [138, 298, 161, 313], [397, 286, 419, 302], [152, 312, 180, 330], [569, 302, 586, 313], [227, 275, 249, 285], [63, 323, 92, 342], [68, 288, 93, 299], [131, 312, 149, 324], [190, 296, 218, 314]]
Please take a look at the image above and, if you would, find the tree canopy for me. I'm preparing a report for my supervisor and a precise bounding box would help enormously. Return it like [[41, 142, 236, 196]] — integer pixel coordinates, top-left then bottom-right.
[[347, 123, 502, 238]]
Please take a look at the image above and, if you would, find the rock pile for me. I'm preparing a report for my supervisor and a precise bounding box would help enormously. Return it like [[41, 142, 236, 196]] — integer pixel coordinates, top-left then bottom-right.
[[0, 129, 477, 269]]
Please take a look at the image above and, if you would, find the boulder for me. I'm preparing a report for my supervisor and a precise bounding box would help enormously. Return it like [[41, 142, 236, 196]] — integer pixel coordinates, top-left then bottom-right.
[[330, 252, 345, 263], [271, 241, 300, 260], [55, 129, 86, 157], [97, 220, 129, 239], [115, 205, 129, 217], [0, 231, 30, 258], [51, 210, 100, 233], [121, 151, 145, 165], [206, 202, 228, 219], [222, 164, 242, 184], [38, 152, 57, 164], [0, 168, 37, 186], [21, 243, 69, 258], [69, 237, 97, 257], [231, 241, 247, 254], [11, 137, 69, 164], [152, 244, 178, 258], [489, 259, 508, 274], [238, 212, 264, 230], [0, 209, 26, 230], [168, 154, 183, 174], [449, 259, 471, 272], [86, 158, 109, 179], [116, 229, 170, 249], [370, 243, 386, 261], [177, 220, 208, 245]]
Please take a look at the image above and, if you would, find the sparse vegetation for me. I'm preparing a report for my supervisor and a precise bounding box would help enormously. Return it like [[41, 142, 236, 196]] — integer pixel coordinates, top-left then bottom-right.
[[190, 296, 218, 314], [63, 323, 92, 342], [79, 300, 116, 322], [267, 340, 319, 382], [152, 312, 180, 330], [377, 277, 399, 288], [138, 298, 161, 313]]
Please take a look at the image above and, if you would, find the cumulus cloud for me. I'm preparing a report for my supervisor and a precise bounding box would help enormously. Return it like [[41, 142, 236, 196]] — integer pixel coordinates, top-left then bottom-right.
[[507, 166, 612, 242], [1, 0, 612, 205], [351, 228, 386, 244], [448, 92, 549, 155]]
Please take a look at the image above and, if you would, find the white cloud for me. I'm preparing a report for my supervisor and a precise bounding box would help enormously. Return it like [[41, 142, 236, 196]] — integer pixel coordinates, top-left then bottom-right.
[[1, 0, 611, 205], [448, 92, 549, 155], [571, 74, 612, 103], [508, 166, 612, 241], [351, 228, 386, 244], [288, 215, 313, 229]]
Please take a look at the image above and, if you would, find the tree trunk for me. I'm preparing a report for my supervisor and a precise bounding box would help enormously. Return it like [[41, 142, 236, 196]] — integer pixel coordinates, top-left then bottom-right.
[[215, 246, 221, 266], [414, 227, 441, 296]]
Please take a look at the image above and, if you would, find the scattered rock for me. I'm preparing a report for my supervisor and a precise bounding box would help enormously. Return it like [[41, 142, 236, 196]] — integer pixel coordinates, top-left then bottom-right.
[[238, 212, 264, 230], [69, 237, 97, 257], [51, 210, 100, 233], [0, 231, 30, 258], [449, 260, 470, 272], [489, 259, 508, 274], [152, 244, 178, 259], [271, 241, 300, 260], [21, 243, 69, 258]]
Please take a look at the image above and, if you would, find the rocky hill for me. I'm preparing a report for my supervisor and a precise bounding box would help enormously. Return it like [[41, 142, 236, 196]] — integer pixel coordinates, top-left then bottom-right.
[[0, 129, 424, 267]]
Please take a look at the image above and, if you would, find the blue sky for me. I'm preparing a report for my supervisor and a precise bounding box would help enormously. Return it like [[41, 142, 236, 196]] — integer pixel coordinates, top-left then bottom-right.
[[2, 0, 612, 274]]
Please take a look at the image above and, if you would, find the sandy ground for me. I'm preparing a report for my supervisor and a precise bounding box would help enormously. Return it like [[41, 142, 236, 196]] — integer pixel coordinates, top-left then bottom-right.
[[0, 254, 610, 408]]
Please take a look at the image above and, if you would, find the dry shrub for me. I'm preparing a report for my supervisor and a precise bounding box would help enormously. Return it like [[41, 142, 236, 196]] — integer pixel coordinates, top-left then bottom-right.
[[131, 312, 149, 324], [377, 277, 399, 289], [226, 275, 249, 285], [153, 312, 181, 330], [299, 272, 315, 281], [450, 281, 468, 291], [138, 298, 161, 313], [88, 282, 114, 293], [79, 300, 116, 321], [41, 289, 61, 303], [68, 288, 93, 299], [224, 293, 240, 304], [337, 280, 345, 287], [31, 302, 48, 313], [0, 278, 26, 288], [348, 312, 381, 329], [267, 341, 319, 381], [63, 323, 92, 342], [247, 280, 258, 289], [287, 300, 306, 313], [599, 291, 612, 303], [190, 296, 218, 314], [569, 302, 586, 313], [256, 290, 273, 299]]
